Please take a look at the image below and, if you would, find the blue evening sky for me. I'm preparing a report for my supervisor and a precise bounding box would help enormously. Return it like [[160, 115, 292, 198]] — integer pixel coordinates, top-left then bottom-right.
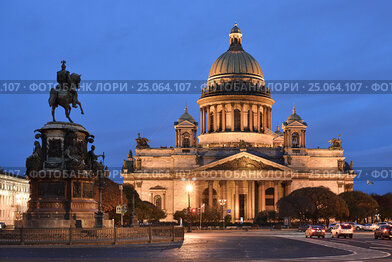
[[0, 1, 391, 193]]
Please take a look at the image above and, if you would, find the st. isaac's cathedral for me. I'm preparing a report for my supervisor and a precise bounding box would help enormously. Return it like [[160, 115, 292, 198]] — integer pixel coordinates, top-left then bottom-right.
[[122, 24, 356, 222]]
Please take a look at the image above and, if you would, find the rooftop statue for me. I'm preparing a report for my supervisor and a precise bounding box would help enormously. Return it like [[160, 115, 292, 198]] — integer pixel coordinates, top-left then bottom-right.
[[49, 60, 84, 123], [328, 134, 343, 150], [136, 133, 150, 149]]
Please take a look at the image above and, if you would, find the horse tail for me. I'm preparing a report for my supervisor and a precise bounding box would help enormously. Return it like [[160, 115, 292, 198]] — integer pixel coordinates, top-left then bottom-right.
[[48, 88, 57, 107]]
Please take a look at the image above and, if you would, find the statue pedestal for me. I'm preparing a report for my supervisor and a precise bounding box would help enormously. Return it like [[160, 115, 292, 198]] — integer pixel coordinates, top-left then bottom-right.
[[21, 122, 112, 229]]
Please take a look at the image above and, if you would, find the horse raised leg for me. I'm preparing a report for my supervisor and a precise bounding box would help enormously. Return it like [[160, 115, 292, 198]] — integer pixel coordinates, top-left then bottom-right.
[[76, 100, 84, 115]]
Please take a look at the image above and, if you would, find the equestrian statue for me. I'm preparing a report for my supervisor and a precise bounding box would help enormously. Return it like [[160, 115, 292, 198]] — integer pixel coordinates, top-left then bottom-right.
[[48, 60, 84, 123]]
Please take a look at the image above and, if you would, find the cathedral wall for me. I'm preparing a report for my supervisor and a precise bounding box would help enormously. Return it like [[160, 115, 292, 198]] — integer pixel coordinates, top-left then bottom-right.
[[198, 132, 274, 147], [172, 155, 197, 169], [136, 148, 174, 157], [306, 149, 343, 157], [139, 156, 173, 169], [291, 179, 341, 194], [290, 155, 343, 171]]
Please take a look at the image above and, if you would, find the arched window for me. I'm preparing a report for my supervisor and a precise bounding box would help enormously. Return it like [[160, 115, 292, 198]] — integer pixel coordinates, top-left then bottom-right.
[[265, 187, 274, 206], [292, 132, 299, 147], [154, 195, 162, 209], [234, 109, 241, 131]]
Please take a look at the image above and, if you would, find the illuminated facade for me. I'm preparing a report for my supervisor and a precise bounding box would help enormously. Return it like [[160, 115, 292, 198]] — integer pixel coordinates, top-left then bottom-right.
[[122, 24, 355, 222], [0, 172, 29, 226]]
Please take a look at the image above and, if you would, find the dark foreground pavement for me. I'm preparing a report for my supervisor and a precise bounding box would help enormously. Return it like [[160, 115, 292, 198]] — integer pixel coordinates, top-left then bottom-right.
[[0, 231, 390, 261]]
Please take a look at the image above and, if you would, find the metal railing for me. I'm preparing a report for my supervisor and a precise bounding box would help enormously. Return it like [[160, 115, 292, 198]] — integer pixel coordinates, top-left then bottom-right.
[[0, 226, 184, 245]]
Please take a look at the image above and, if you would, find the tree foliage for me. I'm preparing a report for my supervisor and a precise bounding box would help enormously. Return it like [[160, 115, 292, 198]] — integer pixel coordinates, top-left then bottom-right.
[[278, 187, 349, 224], [339, 191, 378, 221], [96, 178, 128, 213], [173, 207, 221, 224], [371, 193, 392, 221], [135, 201, 166, 222], [122, 184, 141, 213]]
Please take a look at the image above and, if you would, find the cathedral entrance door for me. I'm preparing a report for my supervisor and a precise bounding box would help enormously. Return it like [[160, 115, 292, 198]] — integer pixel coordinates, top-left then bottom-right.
[[239, 194, 245, 219]]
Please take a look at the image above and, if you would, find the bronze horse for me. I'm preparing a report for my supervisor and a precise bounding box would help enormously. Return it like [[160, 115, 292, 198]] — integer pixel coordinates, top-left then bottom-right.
[[48, 73, 84, 123]]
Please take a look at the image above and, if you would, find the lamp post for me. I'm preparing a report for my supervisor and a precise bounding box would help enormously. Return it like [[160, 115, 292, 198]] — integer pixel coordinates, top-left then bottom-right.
[[186, 184, 193, 233], [199, 203, 205, 230], [119, 185, 123, 227], [218, 199, 227, 229], [95, 152, 105, 228]]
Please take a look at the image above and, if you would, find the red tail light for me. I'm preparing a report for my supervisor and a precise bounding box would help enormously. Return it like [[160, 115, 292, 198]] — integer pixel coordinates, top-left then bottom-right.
[[322, 229, 325, 232], [311, 229, 315, 232], [383, 229, 388, 233]]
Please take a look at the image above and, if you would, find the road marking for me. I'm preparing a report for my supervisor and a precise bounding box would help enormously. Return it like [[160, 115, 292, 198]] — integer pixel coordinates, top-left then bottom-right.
[[370, 246, 392, 250], [278, 235, 391, 261]]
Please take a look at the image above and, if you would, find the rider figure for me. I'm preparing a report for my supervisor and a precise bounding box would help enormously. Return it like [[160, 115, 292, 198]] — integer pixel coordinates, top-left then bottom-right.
[[57, 60, 77, 108]]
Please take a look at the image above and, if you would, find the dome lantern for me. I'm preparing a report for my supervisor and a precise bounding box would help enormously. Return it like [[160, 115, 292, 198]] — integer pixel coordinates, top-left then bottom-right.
[[229, 22, 243, 51]]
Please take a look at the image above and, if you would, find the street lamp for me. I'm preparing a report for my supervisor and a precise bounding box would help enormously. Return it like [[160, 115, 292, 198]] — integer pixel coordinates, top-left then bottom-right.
[[186, 184, 193, 233], [218, 199, 227, 229], [119, 185, 123, 227]]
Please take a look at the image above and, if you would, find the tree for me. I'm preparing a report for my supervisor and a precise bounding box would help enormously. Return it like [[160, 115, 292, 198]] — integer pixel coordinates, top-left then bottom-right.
[[95, 178, 128, 224], [224, 215, 232, 225], [278, 187, 349, 224], [372, 193, 392, 221], [278, 189, 316, 222], [202, 208, 221, 223], [135, 201, 166, 223], [254, 211, 268, 225], [173, 209, 198, 224], [339, 191, 378, 222], [173, 207, 220, 225], [123, 184, 141, 212]]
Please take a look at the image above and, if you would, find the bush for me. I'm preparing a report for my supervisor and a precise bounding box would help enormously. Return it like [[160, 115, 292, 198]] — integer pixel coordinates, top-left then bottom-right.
[[224, 215, 232, 225], [135, 201, 166, 222], [254, 211, 268, 225]]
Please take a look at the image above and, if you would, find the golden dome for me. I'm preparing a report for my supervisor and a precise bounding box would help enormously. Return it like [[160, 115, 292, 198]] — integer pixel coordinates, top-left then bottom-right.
[[207, 23, 264, 83], [208, 51, 263, 81]]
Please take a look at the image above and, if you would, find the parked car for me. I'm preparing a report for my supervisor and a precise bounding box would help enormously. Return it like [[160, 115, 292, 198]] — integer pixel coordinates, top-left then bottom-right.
[[344, 222, 363, 231], [318, 224, 328, 230], [374, 225, 392, 240], [298, 224, 311, 232], [305, 225, 326, 238], [0, 222, 6, 230], [331, 223, 354, 239], [377, 222, 392, 229], [363, 223, 378, 231], [328, 223, 338, 231]]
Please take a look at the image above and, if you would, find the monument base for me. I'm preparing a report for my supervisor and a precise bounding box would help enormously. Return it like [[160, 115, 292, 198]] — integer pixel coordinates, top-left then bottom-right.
[[23, 121, 113, 229], [17, 212, 113, 229]]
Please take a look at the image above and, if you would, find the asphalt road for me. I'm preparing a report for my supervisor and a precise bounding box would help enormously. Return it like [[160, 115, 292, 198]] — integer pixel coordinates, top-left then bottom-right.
[[0, 231, 390, 261]]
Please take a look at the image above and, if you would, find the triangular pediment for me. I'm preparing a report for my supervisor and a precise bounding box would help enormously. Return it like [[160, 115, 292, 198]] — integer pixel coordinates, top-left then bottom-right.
[[195, 152, 291, 171], [285, 120, 307, 127], [175, 120, 197, 127]]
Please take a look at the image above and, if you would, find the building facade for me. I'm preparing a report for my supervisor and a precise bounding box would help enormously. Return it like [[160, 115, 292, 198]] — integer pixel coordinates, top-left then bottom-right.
[[122, 24, 355, 222], [0, 171, 30, 226]]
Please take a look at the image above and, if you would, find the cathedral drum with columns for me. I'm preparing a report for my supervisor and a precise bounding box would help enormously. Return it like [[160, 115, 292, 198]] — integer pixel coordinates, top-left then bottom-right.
[[122, 24, 355, 222]]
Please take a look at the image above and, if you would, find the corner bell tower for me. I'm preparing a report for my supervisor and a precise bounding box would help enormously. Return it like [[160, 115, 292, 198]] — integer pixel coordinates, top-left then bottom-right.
[[282, 106, 307, 148], [174, 107, 198, 148]]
